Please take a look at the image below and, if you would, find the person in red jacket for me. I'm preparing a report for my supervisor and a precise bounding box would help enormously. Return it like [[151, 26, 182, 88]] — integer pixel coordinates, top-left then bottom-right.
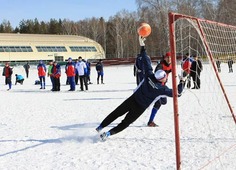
[[65, 57, 76, 91], [147, 52, 172, 127], [37, 60, 47, 89], [2, 62, 13, 90], [181, 53, 193, 88]]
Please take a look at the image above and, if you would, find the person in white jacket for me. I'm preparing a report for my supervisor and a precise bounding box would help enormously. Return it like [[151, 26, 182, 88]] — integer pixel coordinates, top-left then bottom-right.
[[76, 56, 88, 91]]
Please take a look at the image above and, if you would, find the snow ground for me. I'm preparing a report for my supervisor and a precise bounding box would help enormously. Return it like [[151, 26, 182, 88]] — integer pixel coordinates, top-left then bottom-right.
[[0, 63, 235, 170]]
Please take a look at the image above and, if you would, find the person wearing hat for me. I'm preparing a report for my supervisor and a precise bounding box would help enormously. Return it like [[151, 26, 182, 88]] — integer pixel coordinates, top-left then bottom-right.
[[37, 60, 47, 89], [96, 36, 186, 141], [147, 51, 172, 127], [65, 57, 76, 91]]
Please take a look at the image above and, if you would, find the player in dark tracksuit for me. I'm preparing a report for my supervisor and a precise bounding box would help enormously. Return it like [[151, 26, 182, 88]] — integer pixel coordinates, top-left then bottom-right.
[[96, 36, 185, 140], [147, 52, 172, 127]]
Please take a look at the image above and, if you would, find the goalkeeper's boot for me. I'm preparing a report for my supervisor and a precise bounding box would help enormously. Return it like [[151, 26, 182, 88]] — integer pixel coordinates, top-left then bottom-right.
[[100, 131, 110, 141], [96, 125, 103, 133], [147, 121, 158, 127]]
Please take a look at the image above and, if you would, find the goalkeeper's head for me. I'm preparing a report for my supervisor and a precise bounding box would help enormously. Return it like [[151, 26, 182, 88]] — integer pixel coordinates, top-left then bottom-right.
[[155, 70, 167, 82]]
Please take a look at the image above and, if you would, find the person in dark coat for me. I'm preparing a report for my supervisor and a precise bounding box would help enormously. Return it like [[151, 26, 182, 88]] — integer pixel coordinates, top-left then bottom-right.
[[51, 61, 61, 91], [2, 62, 13, 90], [23, 62, 30, 78], [190, 55, 203, 89], [96, 59, 104, 84], [215, 57, 221, 73], [96, 36, 186, 141], [74, 59, 79, 85], [228, 58, 233, 73]]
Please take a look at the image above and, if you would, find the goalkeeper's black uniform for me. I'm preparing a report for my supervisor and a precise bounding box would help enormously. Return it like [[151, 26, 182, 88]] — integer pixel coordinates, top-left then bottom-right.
[[97, 46, 185, 137]]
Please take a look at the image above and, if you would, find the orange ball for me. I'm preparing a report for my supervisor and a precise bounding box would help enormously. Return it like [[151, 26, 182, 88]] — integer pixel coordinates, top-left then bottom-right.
[[137, 23, 151, 37]]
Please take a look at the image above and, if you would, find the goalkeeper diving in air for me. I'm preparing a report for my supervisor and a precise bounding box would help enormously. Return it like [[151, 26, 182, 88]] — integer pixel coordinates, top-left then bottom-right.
[[96, 36, 186, 141]]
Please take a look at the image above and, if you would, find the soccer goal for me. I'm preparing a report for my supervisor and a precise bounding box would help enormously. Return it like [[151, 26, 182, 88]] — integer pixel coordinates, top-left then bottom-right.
[[168, 12, 236, 170]]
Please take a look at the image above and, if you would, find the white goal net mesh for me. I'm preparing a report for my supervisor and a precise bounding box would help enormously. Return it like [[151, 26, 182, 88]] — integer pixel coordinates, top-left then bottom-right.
[[172, 14, 236, 169]]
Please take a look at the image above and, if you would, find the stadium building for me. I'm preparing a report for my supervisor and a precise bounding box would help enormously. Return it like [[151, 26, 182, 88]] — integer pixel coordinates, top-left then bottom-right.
[[0, 33, 105, 63]]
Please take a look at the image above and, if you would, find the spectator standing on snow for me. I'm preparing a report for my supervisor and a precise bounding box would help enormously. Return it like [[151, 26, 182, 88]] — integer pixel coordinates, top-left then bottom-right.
[[228, 58, 233, 73], [181, 53, 193, 88], [2, 62, 13, 90], [216, 57, 221, 73], [51, 61, 61, 91], [37, 60, 47, 89], [74, 59, 79, 85], [85, 60, 92, 84], [96, 59, 104, 84], [23, 62, 30, 78], [190, 55, 203, 89], [65, 57, 76, 91], [76, 57, 88, 91], [47, 61, 54, 90]]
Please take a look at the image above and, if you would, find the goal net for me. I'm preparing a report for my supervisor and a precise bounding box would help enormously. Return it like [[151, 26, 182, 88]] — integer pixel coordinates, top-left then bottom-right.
[[169, 13, 236, 169]]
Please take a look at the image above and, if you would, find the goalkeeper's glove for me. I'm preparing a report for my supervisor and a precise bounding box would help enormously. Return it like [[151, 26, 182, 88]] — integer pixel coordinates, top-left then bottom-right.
[[139, 35, 146, 46]]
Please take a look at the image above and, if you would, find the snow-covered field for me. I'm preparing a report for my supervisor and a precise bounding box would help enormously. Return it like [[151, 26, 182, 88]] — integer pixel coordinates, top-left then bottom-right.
[[0, 63, 235, 170]]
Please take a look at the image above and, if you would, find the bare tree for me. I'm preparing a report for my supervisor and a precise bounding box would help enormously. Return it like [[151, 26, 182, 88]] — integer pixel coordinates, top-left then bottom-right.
[[216, 0, 236, 25], [62, 19, 74, 35], [0, 20, 13, 33]]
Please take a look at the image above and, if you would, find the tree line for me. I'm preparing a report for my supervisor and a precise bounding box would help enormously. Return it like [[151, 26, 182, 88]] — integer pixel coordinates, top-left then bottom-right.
[[0, 0, 235, 59]]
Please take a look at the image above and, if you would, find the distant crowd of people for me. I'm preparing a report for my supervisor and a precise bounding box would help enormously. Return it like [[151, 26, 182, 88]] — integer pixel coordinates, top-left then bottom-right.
[[1, 57, 105, 91], [216, 57, 234, 73]]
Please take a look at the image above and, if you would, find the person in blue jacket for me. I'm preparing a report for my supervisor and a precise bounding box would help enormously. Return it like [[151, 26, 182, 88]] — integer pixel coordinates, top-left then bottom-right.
[[96, 36, 186, 141], [85, 60, 92, 84], [15, 74, 24, 85], [96, 59, 104, 84]]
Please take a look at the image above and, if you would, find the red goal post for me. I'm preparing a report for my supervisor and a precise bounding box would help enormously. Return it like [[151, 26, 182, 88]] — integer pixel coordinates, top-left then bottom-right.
[[168, 12, 236, 170]]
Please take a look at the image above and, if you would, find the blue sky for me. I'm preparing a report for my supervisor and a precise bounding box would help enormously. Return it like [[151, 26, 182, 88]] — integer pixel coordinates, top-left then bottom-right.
[[0, 0, 137, 28]]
